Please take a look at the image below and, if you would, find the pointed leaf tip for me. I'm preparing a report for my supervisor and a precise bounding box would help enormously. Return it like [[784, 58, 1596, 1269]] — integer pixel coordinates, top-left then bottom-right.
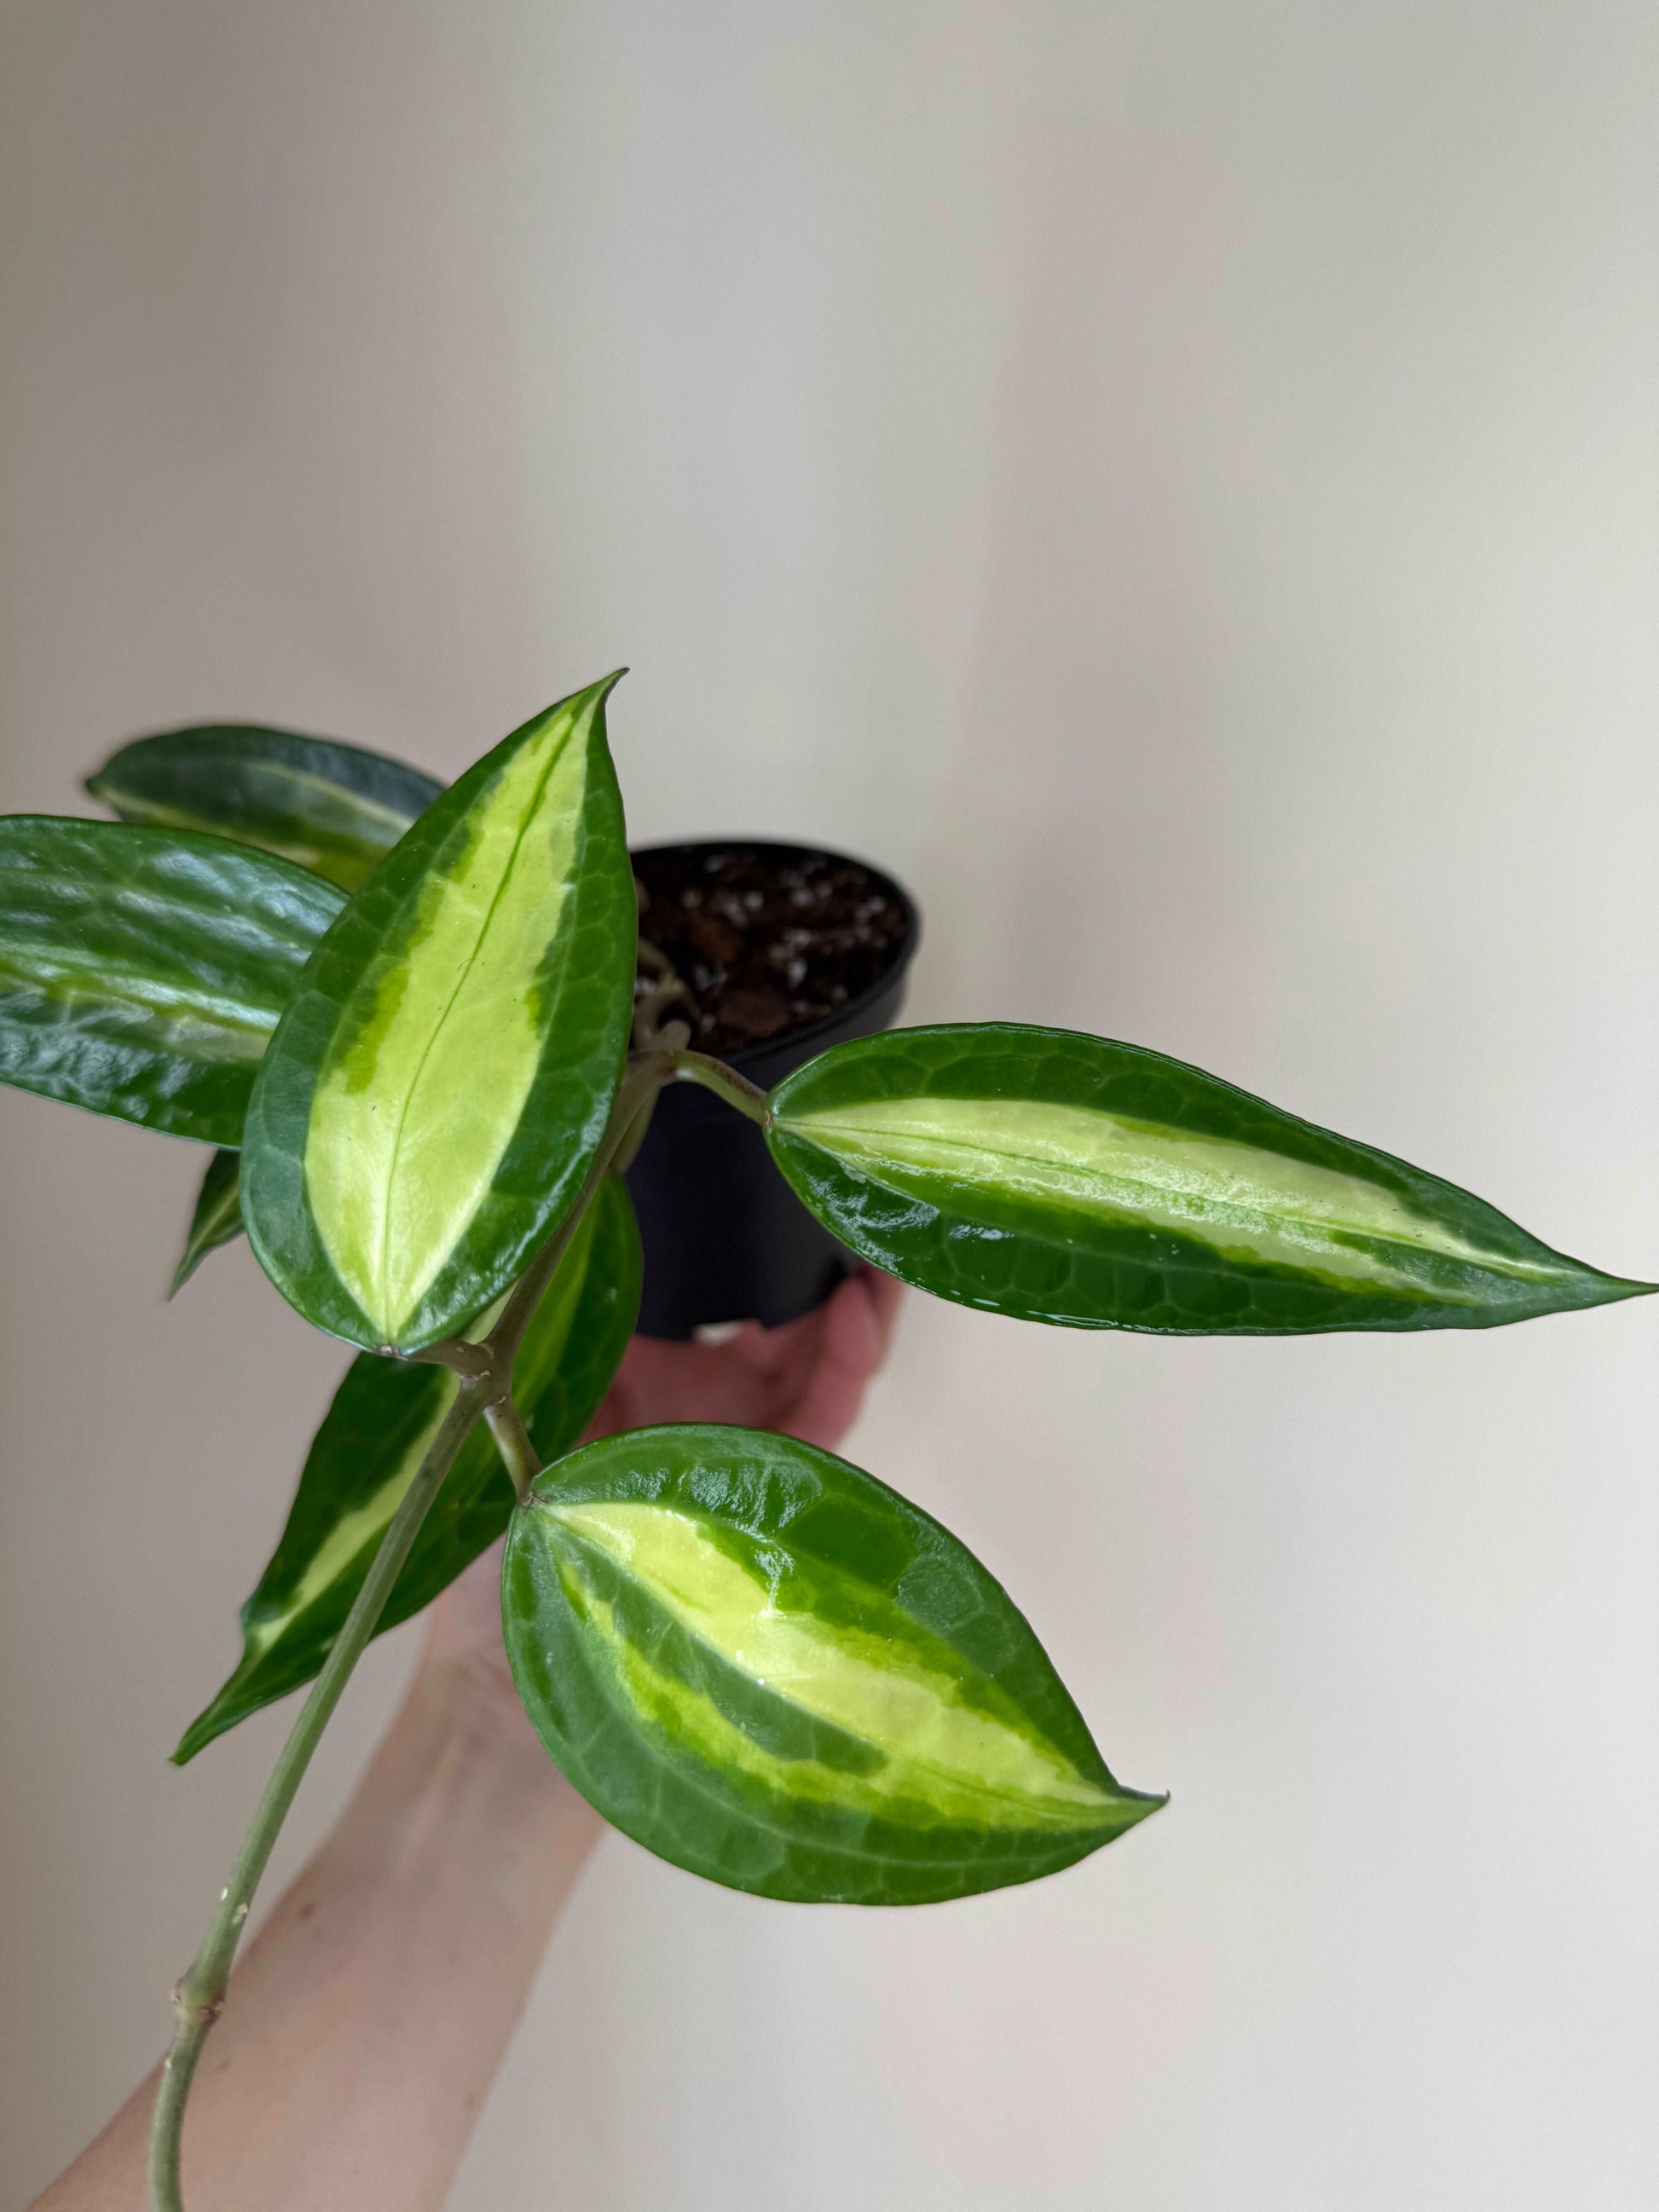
[[169, 1147, 245, 1297], [766, 1023, 1650, 1337], [240, 679, 637, 1351], [504, 1423, 1161, 1903]]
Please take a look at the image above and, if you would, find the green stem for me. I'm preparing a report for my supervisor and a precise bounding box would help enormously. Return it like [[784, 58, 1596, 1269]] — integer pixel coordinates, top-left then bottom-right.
[[408, 1337, 494, 1382], [668, 1049, 772, 1125], [147, 1043, 758, 2205], [632, 928, 699, 1052], [483, 1396, 540, 1505], [147, 1381, 489, 2212]]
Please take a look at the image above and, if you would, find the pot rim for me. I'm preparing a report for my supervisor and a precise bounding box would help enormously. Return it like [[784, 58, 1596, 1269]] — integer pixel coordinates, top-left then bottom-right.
[[630, 835, 922, 1070]]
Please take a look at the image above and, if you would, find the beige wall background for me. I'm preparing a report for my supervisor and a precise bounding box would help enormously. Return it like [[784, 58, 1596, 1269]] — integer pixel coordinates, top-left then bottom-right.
[[3, 3, 1656, 2206]]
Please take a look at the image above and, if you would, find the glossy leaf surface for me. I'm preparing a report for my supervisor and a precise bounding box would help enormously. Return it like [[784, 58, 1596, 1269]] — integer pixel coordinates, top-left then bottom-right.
[[175, 1175, 640, 1762], [171, 1147, 244, 1294], [88, 724, 443, 892], [767, 1023, 1652, 1334], [0, 817, 344, 1144], [504, 1423, 1161, 1903], [241, 677, 637, 1352]]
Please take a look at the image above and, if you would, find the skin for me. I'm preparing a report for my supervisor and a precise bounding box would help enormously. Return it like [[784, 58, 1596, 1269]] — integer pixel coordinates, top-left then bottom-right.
[[31, 1268, 903, 2212]]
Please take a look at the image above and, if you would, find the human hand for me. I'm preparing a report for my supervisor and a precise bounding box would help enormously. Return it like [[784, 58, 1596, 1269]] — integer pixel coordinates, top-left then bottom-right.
[[587, 1262, 905, 1451], [419, 1267, 905, 1723]]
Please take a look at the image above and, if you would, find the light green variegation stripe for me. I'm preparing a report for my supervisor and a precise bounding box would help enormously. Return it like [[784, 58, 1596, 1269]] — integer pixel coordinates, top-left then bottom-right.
[[243, 1285, 518, 1643], [242, 1383, 458, 1661], [175, 1181, 639, 1763], [86, 724, 448, 890], [575, 1577, 1099, 1834], [303, 713, 589, 1341], [239, 1284, 515, 1660], [783, 1095, 1561, 1297], [171, 1148, 246, 1295], [111, 776, 416, 876], [0, 953, 278, 1057], [545, 1501, 1111, 1829]]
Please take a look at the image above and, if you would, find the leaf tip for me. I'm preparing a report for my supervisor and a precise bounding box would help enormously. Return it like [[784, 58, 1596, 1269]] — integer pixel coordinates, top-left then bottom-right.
[[171, 1689, 239, 1764], [1114, 1784, 1170, 1834], [589, 667, 628, 719], [171, 1681, 245, 1766], [1552, 1262, 1659, 1316]]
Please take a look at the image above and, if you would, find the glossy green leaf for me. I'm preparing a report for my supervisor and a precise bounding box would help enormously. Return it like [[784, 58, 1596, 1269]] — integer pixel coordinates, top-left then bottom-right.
[[504, 1423, 1161, 1903], [241, 676, 637, 1353], [174, 1175, 641, 1762], [87, 724, 443, 892], [171, 1147, 244, 1294], [767, 1023, 1653, 1335], [0, 817, 344, 1144]]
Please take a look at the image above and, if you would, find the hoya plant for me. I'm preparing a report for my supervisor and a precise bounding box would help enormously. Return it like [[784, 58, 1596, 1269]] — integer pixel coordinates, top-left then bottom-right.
[[1, 674, 1648, 2210]]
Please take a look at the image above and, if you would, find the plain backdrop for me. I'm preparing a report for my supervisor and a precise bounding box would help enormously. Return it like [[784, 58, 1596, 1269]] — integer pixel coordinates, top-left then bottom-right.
[[3, 4, 1656, 2207]]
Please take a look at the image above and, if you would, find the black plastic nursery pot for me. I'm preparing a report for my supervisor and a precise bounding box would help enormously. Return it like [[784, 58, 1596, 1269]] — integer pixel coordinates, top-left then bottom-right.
[[626, 839, 921, 1339]]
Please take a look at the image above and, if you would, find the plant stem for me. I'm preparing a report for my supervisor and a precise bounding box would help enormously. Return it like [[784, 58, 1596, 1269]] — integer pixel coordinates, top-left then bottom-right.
[[408, 1337, 494, 1382], [668, 1048, 772, 1125], [147, 1043, 756, 2205], [633, 924, 701, 1052], [483, 1396, 539, 1505], [147, 1381, 489, 2212], [633, 974, 693, 1047]]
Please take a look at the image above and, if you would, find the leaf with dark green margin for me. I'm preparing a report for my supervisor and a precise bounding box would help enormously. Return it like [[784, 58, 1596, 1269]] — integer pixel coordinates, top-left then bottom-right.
[[766, 1023, 1654, 1335], [88, 725, 444, 892], [241, 675, 637, 1353], [503, 1422, 1162, 1904], [174, 1175, 640, 1762], [171, 1147, 244, 1294], [0, 817, 344, 1144]]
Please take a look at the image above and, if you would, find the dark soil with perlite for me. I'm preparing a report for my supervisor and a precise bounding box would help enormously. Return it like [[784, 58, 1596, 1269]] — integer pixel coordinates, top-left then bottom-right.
[[633, 846, 911, 1058]]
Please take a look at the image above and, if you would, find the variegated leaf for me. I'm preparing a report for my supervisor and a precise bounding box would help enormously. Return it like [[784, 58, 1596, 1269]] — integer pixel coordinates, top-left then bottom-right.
[[241, 676, 637, 1352], [0, 817, 344, 1144], [766, 1024, 1652, 1333], [171, 1146, 244, 1294], [175, 1175, 640, 1761], [504, 1423, 1161, 1903], [88, 724, 443, 892]]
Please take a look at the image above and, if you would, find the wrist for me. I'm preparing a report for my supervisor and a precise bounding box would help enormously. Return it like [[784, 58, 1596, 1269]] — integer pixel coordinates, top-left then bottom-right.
[[326, 1651, 604, 1910], [402, 1645, 580, 1799]]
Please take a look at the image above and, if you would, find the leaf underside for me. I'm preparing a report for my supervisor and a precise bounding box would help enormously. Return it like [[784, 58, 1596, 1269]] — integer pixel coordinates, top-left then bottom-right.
[[768, 1024, 1652, 1335], [504, 1423, 1161, 1904], [88, 723, 444, 892]]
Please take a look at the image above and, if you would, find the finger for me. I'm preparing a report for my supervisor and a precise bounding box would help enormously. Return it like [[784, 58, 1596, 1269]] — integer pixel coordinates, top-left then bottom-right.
[[723, 1314, 792, 1383], [783, 1272, 884, 1450], [583, 1333, 685, 1438]]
